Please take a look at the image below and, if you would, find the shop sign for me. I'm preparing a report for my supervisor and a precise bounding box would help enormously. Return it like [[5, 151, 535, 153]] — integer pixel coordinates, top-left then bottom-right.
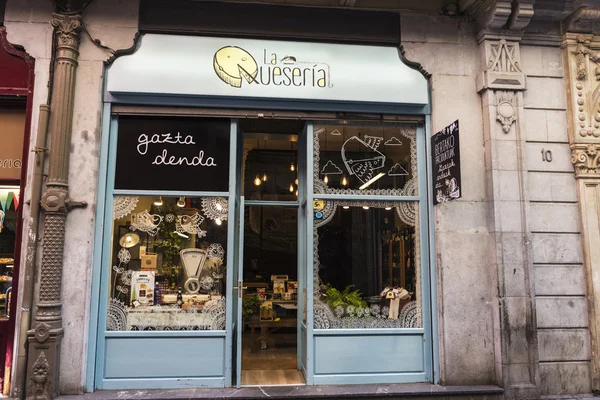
[[431, 120, 461, 205], [114, 116, 230, 192], [0, 110, 26, 180], [107, 35, 429, 106]]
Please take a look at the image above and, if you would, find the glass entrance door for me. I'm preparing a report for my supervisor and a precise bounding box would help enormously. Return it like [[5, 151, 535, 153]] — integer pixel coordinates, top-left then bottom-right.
[[232, 120, 308, 387]]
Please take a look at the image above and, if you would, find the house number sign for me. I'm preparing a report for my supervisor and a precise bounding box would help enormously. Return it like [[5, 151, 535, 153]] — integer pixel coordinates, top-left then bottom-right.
[[541, 149, 553, 162]]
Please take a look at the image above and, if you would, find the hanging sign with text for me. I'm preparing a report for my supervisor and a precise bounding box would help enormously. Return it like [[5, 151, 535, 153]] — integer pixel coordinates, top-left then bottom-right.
[[115, 116, 230, 192], [431, 120, 461, 205]]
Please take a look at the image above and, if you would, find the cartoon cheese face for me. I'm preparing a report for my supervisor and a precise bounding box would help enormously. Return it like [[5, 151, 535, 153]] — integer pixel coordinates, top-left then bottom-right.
[[213, 46, 258, 88]]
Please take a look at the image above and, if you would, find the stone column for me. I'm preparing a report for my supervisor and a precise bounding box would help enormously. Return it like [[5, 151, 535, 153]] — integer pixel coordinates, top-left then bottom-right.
[[563, 7, 600, 392], [26, 13, 85, 399], [476, 2, 539, 399]]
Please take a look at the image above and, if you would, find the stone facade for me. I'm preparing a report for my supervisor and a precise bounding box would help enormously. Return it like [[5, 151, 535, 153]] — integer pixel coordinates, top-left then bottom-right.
[[1, 0, 598, 398]]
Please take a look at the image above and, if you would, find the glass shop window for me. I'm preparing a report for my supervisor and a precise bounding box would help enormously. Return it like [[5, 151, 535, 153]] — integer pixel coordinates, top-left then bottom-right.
[[314, 122, 417, 196], [107, 196, 228, 331], [312, 120, 422, 330], [313, 203, 421, 329]]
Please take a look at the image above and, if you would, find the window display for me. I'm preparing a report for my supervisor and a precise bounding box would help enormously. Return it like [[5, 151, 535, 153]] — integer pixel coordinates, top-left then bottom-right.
[[106, 196, 228, 331], [0, 187, 18, 320], [313, 203, 420, 329]]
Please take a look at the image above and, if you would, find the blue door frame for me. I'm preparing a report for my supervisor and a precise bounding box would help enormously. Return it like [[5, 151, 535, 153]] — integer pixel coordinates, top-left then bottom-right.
[[86, 98, 437, 391]]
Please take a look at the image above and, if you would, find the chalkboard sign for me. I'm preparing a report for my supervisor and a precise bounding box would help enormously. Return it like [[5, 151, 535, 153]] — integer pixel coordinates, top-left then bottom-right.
[[114, 116, 230, 192], [431, 120, 461, 205]]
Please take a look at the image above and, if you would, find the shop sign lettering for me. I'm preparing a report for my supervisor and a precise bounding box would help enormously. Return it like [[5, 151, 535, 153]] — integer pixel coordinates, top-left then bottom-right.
[[137, 133, 217, 167], [431, 120, 462, 205], [213, 46, 331, 89]]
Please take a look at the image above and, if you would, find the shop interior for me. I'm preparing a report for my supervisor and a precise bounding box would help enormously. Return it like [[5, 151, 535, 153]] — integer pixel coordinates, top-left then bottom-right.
[[239, 123, 303, 386]]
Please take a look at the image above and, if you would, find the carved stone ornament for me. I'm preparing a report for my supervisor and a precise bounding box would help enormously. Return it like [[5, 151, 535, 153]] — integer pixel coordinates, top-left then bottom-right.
[[496, 91, 517, 133], [569, 36, 600, 138], [478, 39, 526, 93], [571, 143, 600, 177], [51, 13, 82, 52], [34, 322, 51, 343], [31, 351, 50, 400]]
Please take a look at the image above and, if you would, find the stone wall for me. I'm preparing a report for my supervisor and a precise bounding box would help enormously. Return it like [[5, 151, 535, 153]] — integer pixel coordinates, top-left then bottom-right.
[[520, 45, 591, 395], [402, 15, 497, 385]]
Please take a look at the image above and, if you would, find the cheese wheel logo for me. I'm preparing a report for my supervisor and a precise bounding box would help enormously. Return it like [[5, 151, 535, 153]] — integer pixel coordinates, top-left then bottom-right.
[[213, 46, 258, 88]]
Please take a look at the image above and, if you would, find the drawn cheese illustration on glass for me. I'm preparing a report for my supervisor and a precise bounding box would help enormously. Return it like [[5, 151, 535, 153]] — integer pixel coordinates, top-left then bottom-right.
[[341, 135, 386, 184], [213, 46, 258, 88]]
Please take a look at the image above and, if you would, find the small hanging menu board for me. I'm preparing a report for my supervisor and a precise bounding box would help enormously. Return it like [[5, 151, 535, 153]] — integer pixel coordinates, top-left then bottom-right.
[[115, 116, 230, 192], [431, 120, 461, 205]]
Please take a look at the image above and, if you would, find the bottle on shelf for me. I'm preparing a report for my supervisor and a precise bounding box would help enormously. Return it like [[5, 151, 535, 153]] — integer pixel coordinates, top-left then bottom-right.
[[176, 287, 183, 309], [154, 282, 161, 306]]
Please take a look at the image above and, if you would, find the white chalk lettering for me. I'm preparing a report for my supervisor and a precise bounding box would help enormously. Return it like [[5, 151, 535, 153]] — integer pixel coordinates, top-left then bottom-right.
[[152, 149, 217, 167], [137, 132, 195, 155]]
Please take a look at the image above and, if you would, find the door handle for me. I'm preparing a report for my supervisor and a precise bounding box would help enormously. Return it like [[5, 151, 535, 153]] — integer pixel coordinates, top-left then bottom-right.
[[233, 281, 248, 298]]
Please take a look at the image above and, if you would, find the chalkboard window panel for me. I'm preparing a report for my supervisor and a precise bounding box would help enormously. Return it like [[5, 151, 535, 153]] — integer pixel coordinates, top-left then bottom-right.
[[115, 116, 230, 192]]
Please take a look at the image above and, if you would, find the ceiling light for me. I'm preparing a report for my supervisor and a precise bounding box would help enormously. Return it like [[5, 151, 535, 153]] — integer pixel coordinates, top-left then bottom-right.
[[362, 206, 370, 210], [177, 197, 185, 208], [215, 218, 222, 226], [359, 172, 385, 190], [289, 183, 294, 193], [343, 206, 350, 209], [341, 176, 348, 186], [290, 162, 295, 172], [254, 175, 262, 186], [295, 178, 298, 185], [262, 173, 268, 182], [385, 207, 392, 210], [323, 175, 329, 184], [153, 196, 163, 206]]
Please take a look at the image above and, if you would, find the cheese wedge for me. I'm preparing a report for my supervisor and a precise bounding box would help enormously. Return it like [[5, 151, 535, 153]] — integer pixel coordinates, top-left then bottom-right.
[[213, 46, 258, 88]]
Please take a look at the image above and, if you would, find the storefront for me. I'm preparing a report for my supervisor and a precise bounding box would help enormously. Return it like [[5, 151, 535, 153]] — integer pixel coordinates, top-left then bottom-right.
[[0, 26, 34, 396], [89, 33, 434, 390]]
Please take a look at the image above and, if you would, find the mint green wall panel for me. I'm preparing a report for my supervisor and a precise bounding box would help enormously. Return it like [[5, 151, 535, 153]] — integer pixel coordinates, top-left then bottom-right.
[[105, 337, 225, 379], [314, 334, 424, 374]]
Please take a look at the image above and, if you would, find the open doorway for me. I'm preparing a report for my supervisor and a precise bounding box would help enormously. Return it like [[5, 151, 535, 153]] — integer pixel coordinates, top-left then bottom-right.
[[241, 205, 301, 385], [238, 120, 305, 386]]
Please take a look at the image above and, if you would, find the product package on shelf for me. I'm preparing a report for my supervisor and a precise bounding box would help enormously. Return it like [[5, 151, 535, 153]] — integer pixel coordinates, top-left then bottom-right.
[[140, 253, 158, 271], [131, 271, 155, 307]]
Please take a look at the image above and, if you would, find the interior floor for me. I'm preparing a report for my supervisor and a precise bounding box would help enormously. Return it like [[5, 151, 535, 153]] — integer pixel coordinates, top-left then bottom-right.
[[241, 332, 304, 385]]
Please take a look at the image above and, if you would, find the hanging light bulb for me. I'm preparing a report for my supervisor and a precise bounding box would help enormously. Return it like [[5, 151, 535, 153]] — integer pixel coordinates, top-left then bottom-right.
[[362, 206, 370, 210], [341, 176, 348, 186], [385, 207, 392, 211], [262, 172, 268, 182], [290, 161, 295, 172], [153, 196, 163, 206], [215, 218, 222, 226], [295, 190, 298, 196], [254, 175, 262, 186], [343, 206, 350, 210], [323, 175, 329, 184], [177, 197, 186, 207], [295, 178, 298, 185], [289, 183, 294, 193]]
